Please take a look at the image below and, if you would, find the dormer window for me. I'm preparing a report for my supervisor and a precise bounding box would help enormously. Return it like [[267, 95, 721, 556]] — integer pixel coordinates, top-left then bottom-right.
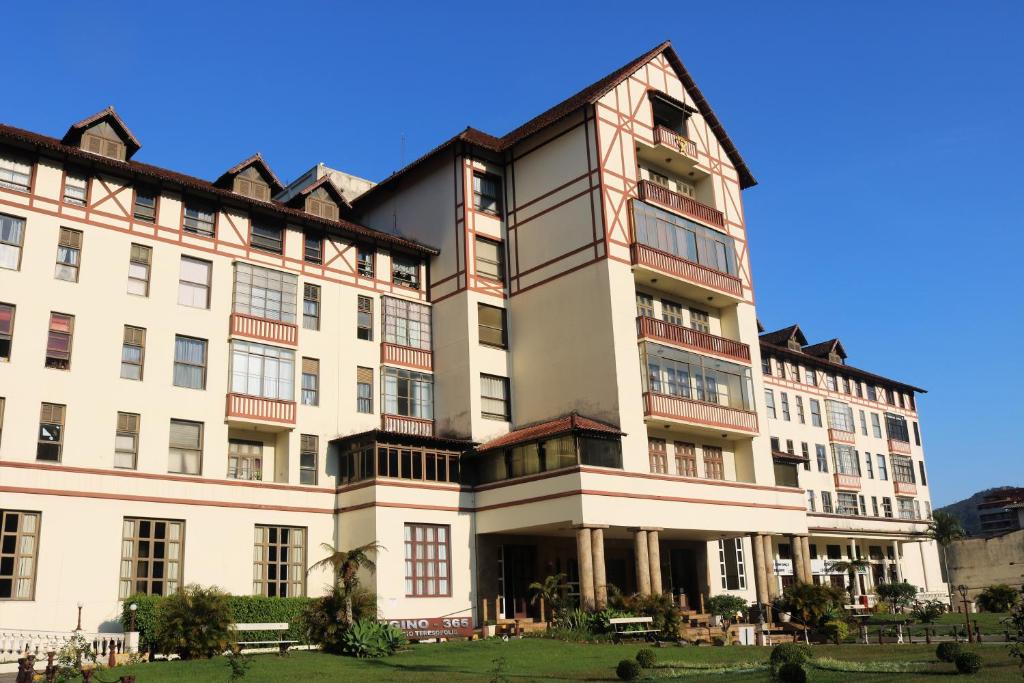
[[215, 154, 284, 202], [233, 166, 271, 202], [305, 187, 339, 221], [63, 108, 140, 162], [81, 127, 126, 160], [787, 338, 802, 352]]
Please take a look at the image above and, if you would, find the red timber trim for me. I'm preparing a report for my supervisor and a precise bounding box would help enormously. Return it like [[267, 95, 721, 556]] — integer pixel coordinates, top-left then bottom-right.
[[336, 478, 464, 494], [888, 438, 912, 455], [381, 342, 433, 371], [338, 501, 468, 514], [760, 375, 920, 419], [630, 242, 742, 298], [230, 312, 298, 346], [636, 315, 750, 363], [474, 488, 806, 513], [642, 392, 758, 434], [0, 486, 333, 514], [828, 428, 856, 445], [894, 480, 918, 496], [834, 473, 862, 491], [381, 414, 434, 437], [226, 393, 297, 425]]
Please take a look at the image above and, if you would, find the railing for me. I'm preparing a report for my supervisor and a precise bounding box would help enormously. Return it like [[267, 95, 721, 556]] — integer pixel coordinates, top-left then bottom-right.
[[637, 179, 724, 229], [230, 312, 298, 346], [226, 393, 297, 425], [888, 438, 912, 455], [828, 428, 857, 445], [653, 125, 698, 159], [0, 630, 126, 663], [382, 414, 434, 437], [894, 480, 918, 496], [636, 315, 750, 362], [381, 342, 433, 371], [630, 243, 742, 297], [834, 472, 862, 490], [642, 391, 758, 433]]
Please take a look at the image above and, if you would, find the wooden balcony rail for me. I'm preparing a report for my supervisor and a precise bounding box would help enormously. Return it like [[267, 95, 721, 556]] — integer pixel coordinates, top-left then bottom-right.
[[381, 342, 433, 371], [230, 312, 298, 346], [828, 428, 857, 445], [642, 391, 758, 434], [894, 480, 918, 496], [636, 315, 750, 362], [226, 393, 296, 425], [630, 243, 743, 298], [834, 472, 862, 491], [637, 178, 724, 229], [653, 125, 698, 159], [382, 414, 434, 437], [888, 438, 912, 455]]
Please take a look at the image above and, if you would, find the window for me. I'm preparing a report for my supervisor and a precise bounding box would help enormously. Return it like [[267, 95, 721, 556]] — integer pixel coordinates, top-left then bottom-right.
[[897, 498, 915, 520], [806, 490, 816, 512], [809, 399, 822, 427], [0, 510, 40, 600], [0, 214, 25, 270], [882, 496, 893, 518], [473, 171, 502, 214], [662, 300, 684, 326], [383, 296, 431, 350], [786, 439, 794, 454], [37, 403, 65, 462], [300, 434, 318, 485], [914, 499, 922, 519], [120, 325, 145, 380], [770, 436, 780, 452], [356, 367, 373, 414], [870, 413, 882, 438], [303, 232, 322, 264], [864, 452, 874, 478], [859, 495, 868, 516], [825, 400, 854, 432], [481, 374, 510, 420], [0, 303, 13, 361], [833, 445, 859, 476], [351, 297, 374, 343], [674, 442, 697, 477], [885, 413, 909, 442], [45, 313, 74, 369], [230, 340, 295, 400], [168, 419, 202, 474], [301, 358, 319, 406], [178, 256, 212, 309], [805, 368, 816, 386], [54, 228, 82, 281], [636, 293, 655, 319], [356, 246, 374, 277], [821, 491, 834, 514], [776, 361, 784, 378], [801, 442, 810, 471], [478, 303, 507, 347], [815, 444, 828, 472], [761, 356, 771, 375], [303, 284, 320, 330], [718, 538, 746, 590], [876, 454, 888, 481], [62, 173, 87, 206], [115, 412, 140, 469], [859, 410, 868, 436], [689, 308, 710, 333], [127, 244, 152, 296], [250, 221, 284, 254], [913, 421, 921, 446], [649, 438, 667, 474], [780, 392, 791, 421], [764, 389, 776, 419], [405, 524, 451, 596], [872, 496, 879, 516], [173, 336, 207, 390], [0, 397, 4, 446], [392, 255, 420, 289], [0, 156, 31, 192], [925, 501, 932, 519], [633, 201, 735, 275], [867, 385, 877, 402], [183, 203, 215, 237], [825, 374, 836, 391], [132, 189, 157, 222], [837, 492, 859, 516], [841, 377, 850, 394], [854, 381, 863, 398], [703, 445, 724, 480], [475, 237, 504, 281], [918, 461, 927, 486], [795, 396, 805, 424], [119, 518, 183, 597], [253, 526, 306, 597], [228, 439, 263, 480], [233, 263, 298, 322], [383, 367, 433, 418], [891, 455, 915, 484]]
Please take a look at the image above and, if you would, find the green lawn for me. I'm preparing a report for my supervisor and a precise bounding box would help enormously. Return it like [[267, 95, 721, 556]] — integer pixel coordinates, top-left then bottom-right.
[[94, 638, 1022, 682]]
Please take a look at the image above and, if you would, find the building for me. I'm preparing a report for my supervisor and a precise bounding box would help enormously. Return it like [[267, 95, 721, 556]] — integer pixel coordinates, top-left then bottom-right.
[[0, 41, 945, 642], [977, 488, 1024, 535]]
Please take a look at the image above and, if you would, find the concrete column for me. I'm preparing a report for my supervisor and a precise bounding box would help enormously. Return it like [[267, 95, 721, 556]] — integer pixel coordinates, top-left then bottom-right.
[[800, 536, 813, 583], [918, 541, 930, 590], [762, 535, 778, 600], [633, 528, 651, 596], [750, 533, 769, 605], [591, 528, 607, 609], [893, 541, 903, 583], [791, 535, 806, 584], [647, 530, 663, 595], [849, 539, 861, 597], [575, 527, 595, 610]]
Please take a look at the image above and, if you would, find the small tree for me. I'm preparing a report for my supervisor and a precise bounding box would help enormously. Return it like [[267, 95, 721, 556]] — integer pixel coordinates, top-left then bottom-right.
[[976, 584, 1020, 613], [528, 573, 571, 617], [309, 541, 383, 625], [826, 558, 870, 603], [776, 583, 845, 644], [707, 594, 748, 633], [875, 582, 918, 613], [928, 510, 965, 609], [153, 585, 235, 659]]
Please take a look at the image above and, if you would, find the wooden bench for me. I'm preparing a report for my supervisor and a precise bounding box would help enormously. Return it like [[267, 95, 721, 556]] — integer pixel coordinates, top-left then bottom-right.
[[235, 623, 298, 654], [609, 616, 659, 643]]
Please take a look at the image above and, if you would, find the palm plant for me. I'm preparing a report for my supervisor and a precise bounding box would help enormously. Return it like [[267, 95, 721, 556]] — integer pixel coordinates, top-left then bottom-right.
[[309, 541, 384, 624], [826, 558, 871, 603], [528, 573, 570, 617], [928, 510, 965, 609]]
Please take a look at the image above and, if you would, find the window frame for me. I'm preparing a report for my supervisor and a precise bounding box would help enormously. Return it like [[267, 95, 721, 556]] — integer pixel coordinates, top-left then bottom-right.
[[120, 325, 146, 381], [250, 219, 284, 255], [114, 412, 140, 469], [391, 255, 420, 289], [45, 312, 74, 370], [474, 236, 505, 282], [718, 538, 746, 590], [132, 188, 158, 222], [62, 171, 88, 206], [37, 402, 66, 462], [173, 335, 208, 390], [301, 357, 320, 406], [0, 213, 26, 271], [303, 283, 321, 331], [382, 367, 433, 419], [0, 509, 40, 600], [300, 434, 319, 485], [228, 438, 263, 481], [477, 303, 507, 348], [127, 243, 152, 296], [304, 232, 323, 264], [178, 256, 212, 309], [0, 156, 32, 193], [480, 373, 511, 421], [229, 340, 295, 401], [404, 523, 451, 597], [253, 525, 306, 597], [472, 171, 503, 215], [182, 202, 216, 237], [54, 227, 83, 282], [382, 296, 432, 350], [233, 262, 298, 323], [357, 295, 373, 340], [168, 419, 203, 475], [119, 517, 184, 597], [0, 302, 14, 361], [356, 246, 374, 278]]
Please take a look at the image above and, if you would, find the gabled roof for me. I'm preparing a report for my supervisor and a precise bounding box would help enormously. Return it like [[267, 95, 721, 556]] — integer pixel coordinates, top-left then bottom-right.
[[475, 412, 623, 453], [61, 106, 141, 158], [214, 153, 285, 194], [285, 174, 352, 210], [802, 338, 848, 362], [759, 324, 808, 347]]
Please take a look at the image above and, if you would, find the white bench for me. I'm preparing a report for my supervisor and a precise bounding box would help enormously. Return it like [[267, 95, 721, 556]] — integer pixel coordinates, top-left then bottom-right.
[[235, 623, 298, 654], [609, 616, 658, 643]]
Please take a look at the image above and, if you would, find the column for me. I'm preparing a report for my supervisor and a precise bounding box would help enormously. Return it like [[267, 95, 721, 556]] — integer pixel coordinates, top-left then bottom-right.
[[918, 541, 930, 590], [633, 528, 651, 596], [791, 535, 806, 584], [762, 535, 778, 600], [575, 527, 595, 610], [750, 533, 769, 606], [647, 530, 663, 595], [849, 539, 861, 597], [591, 527, 607, 609], [800, 536, 813, 583], [893, 541, 903, 583]]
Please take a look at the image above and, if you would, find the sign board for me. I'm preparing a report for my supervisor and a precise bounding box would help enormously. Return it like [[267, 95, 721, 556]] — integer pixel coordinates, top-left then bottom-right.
[[386, 617, 474, 640], [772, 559, 794, 576]]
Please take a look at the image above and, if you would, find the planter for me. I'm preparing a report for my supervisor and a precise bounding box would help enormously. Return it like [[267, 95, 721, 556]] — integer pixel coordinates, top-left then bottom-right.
[[483, 625, 497, 638], [778, 612, 792, 623]]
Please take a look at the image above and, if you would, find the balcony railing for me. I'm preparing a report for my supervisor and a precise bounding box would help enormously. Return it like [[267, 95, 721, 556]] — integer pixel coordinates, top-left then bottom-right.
[[226, 393, 296, 425], [828, 428, 857, 445], [637, 179, 724, 229], [888, 438, 912, 455], [382, 414, 434, 437], [894, 480, 918, 496], [230, 312, 298, 346], [636, 316, 750, 363], [834, 472, 862, 491], [642, 391, 758, 434], [630, 243, 742, 298], [653, 125, 698, 160], [381, 342, 433, 371]]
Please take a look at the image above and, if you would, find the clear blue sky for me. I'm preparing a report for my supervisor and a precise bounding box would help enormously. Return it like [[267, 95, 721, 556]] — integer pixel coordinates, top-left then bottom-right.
[[5, 1, 1021, 505]]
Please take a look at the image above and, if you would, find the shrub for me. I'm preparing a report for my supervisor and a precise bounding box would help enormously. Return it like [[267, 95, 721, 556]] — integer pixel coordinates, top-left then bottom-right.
[[616, 658, 641, 681], [635, 647, 656, 668], [936, 641, 962, 663], [777, 662, 808, 683], [707, 594, 748, 623], [340, 618, 406, 658], [976, 584, 1020, 613], [303, 585, 379, 653], [823, 619, 849, 644], [712, 635, 726, 646], [770, 642, 812, 669], [120, 593, 162, 651], [608, 590, 681, 636], [153, 584, 235, 659], [954, 651, 982, 675], [874, 582, 918, 613]]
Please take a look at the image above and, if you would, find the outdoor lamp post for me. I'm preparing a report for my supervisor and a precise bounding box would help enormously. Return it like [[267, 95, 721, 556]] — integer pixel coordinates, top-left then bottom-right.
[[956, 584, 973, 642], [129, 603, 138, 632], [75, 602, 83, 631]]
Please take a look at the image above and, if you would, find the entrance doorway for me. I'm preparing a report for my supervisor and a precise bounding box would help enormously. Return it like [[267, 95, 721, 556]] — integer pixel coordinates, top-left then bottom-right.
[[668, 547, 701, 611], [499, 545, 536, 620]]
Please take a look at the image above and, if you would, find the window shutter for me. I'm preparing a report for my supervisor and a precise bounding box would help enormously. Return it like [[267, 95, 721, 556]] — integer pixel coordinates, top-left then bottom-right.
[[59, 228, 83, 248], [130, 244, 151, 264], [356, 367, 373, 385], [300, 434, 318, 453], [169, 420, 201, 449], [85, 135, 103, 154], [302, 358, 319, 375], [123, 325, 146, 346], [40, 403, 65, 424], [303, 283, 320, 301], [118, 412, 140, 432]]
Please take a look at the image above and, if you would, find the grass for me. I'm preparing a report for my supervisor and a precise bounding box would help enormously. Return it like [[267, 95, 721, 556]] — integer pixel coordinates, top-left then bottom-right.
[[870, 611, 1012, 630], [90, 638, 1023, 682]]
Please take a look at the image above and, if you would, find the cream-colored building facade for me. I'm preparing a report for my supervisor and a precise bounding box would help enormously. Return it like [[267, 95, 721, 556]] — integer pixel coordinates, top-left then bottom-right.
[[0, 41, 944, 643]]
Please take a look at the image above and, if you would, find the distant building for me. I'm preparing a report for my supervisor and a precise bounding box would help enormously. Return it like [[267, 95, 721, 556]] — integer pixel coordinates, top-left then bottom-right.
[[977, 488, 1024, 535]]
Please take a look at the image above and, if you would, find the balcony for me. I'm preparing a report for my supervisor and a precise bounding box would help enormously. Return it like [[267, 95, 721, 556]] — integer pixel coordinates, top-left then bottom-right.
[[637, 179, 724, 229], [631, 243, 742, 300], [382, 414, 434, 437], [642, 391, 758, 435], [653, 125, 698, 161], [888, 438, 912, 455], [636, 315, 750, 363], [381, 342, 433, 371], [230, 313, 297, 346], [834, 472, 862, 491], [828, 428, 857, 445], [226, 393, 296, 426], [894, 480, 918, 496]]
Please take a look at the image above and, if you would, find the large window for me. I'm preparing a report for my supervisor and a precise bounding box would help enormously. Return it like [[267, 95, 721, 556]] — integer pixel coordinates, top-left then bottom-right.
[[121, 325, 146, 380], [114, 412, 140, 469], [37, 403, 65, 462], [178, 256, 212, 309], [825, 400, 854, 432], [253, 526, 306, 597], [383, 367, 433, 419], [480, 374, 510, 420], [871, 413, 882, 438], [633, 201, 736, 275], [877, 454, 888, 481], [478, 303, 507, 348], [183, 203, 215, 237], [718, 538, 746, 590], [127, 244, 152, 296], [0, 510, 40, 600], [643, 343, 754, 411], [885, 413, 909, 442], [383, 297, 431, 350], [300, 434, 318, 485], [837, 492, 859, 516], [55, 227, 83, 281], [233, 263, 298, 323], [764, 390, 776, 418], [821, 491, 834, 514], [230, 340, 295, 400], [168, 419, 202, 475], [228, 439, 263, 480], [45, 313, 74, 370], [473, 171, 502, 214], [897, 497, 916, 520], [475, 237, 504, 281], [173, 336, 207, 390], [0, 214, 25, 270], [119, 518, 183, 597], [404, 524, 450, 597], [0, 156, 31, 192], [0, 303, 13, 361], [636, 293, 655, 318], [832, 445, 859, 476], [891, 455, 915, 484]]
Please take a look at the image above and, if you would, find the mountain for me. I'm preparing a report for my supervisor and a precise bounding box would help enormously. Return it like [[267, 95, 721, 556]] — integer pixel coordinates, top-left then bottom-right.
[[936, 486, 1021, 536]]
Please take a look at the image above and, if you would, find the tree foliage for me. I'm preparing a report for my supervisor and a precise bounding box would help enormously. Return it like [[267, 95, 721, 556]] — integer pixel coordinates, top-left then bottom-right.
[[874, 582, 918, 613], [309, 541, 383, 625], [975, 584, 1020, 613], [153, 584, 236, 659]]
